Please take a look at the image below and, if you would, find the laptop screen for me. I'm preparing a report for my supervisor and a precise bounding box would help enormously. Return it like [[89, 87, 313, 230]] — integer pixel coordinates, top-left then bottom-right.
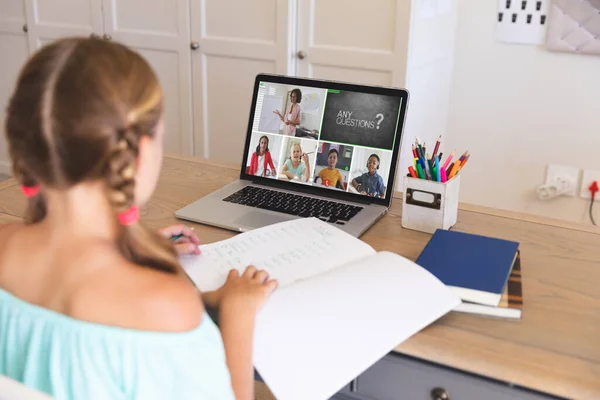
[[242, 76, 407, 204]]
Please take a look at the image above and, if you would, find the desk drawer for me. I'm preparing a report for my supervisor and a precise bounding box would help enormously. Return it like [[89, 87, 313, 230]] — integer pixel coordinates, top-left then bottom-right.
[[336, 353, 560, 400]]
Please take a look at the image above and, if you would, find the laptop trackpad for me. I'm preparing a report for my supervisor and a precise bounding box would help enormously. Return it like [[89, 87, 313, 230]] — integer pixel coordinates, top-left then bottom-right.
[[233, 212, 296, 231]]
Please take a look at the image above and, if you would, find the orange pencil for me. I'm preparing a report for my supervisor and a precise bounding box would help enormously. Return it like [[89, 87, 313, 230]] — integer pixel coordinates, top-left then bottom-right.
[[408, 165, 417, 178], [448, 160, 461, 179], [460, 154, 470, 168]]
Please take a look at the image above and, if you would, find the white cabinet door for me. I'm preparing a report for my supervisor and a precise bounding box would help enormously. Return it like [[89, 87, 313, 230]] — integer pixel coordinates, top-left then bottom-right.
[[297, 0, 411, 88], [190, 0, 291, 163], [24, 0, 103, 49], [103, 0, 193, 155], [0, 1, 30, 175]]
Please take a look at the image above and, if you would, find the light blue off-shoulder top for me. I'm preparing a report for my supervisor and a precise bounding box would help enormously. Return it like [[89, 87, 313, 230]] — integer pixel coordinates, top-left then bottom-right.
[[0, 289, 235, 400]]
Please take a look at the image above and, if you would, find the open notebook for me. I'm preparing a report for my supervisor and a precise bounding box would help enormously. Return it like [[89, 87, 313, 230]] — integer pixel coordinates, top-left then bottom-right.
[[180, 218, 460, 400]]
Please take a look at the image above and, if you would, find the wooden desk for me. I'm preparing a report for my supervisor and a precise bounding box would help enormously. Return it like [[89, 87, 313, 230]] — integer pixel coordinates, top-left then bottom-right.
[[1, 154, 599, 399]]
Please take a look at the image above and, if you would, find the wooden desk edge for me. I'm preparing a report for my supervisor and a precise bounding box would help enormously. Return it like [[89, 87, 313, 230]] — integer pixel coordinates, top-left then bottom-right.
[[7, 154, 594, 235], [0, 178, 17, 192], [164, 154, 599, 235]]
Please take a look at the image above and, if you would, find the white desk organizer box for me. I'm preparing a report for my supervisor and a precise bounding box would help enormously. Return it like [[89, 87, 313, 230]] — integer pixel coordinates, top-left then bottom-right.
[[401, 175, 460, 234]]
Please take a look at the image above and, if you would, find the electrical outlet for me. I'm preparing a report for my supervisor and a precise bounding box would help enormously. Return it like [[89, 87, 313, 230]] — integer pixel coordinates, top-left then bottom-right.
[[545, 164, 579, 197], [580, 169, 600, 200]]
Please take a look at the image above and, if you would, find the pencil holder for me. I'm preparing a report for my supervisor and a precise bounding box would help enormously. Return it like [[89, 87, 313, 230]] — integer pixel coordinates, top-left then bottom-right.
[[401, 175, 460, 234]]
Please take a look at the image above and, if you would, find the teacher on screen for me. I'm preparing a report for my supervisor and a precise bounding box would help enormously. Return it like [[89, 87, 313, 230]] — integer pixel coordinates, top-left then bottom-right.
[[273, 88, 302, 136]]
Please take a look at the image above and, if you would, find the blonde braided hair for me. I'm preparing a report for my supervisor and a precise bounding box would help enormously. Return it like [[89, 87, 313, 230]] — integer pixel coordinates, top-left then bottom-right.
[[5, 37, 179, 274]]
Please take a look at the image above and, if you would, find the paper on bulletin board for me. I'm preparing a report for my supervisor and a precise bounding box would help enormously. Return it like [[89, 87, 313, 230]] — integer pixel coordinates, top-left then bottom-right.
[[495, 0, 550, 44]]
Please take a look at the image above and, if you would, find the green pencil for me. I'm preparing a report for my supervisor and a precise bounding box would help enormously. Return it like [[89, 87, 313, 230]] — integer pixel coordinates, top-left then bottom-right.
[[416, 163, 425, 179]]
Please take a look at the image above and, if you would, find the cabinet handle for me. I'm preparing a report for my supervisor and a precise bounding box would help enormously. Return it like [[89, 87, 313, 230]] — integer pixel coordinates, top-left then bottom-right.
[[430, 387, 450, 400], [190, 41, 200, 50], [103, 34, 112, 41], [297, 50, 307, 59], [22, 24, 28, 33], [90, 33, 100, 39], [349, 378, 358, 392]]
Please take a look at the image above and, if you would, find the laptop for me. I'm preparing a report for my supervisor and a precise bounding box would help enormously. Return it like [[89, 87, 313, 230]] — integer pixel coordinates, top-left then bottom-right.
[[175, 74, 409, 237]]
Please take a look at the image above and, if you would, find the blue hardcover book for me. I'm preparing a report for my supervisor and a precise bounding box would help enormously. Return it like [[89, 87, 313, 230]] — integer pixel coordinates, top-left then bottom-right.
[[415, 229, 520, 307]]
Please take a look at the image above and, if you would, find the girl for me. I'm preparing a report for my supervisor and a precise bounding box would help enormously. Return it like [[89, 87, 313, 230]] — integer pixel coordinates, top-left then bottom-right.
[[0, 38, 277, 400], [281, 142, 310, 182], [273, 88, 302, 136], [248, 135, 276, 177]]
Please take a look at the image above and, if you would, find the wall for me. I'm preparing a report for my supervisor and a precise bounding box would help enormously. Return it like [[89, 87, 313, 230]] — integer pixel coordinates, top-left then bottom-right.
[[395, 0, 459, 193], [446, 0, 600, 224]]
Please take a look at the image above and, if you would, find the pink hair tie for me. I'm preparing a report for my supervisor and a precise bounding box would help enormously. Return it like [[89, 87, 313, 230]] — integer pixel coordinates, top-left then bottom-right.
[[118, 205, 140, 226], [21, 185, 40, 198]]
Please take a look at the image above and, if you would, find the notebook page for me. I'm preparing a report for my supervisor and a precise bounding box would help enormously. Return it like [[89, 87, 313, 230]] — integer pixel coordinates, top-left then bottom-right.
[[252, 251, 461, 400], [179, 218, 376, 292]]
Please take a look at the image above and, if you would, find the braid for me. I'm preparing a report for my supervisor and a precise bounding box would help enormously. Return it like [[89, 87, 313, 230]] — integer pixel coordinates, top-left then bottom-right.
[[104, 126, 139, 212], [103, 125, 180, 274], [6, 38, 181, 275]]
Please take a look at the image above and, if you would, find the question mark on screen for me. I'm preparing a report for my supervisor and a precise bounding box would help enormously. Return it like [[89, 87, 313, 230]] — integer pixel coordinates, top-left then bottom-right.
[[375, 113, 384, 129]]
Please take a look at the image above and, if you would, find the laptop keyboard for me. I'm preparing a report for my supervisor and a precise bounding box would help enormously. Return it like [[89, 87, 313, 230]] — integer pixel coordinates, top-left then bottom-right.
[[222, 186, 363, 225]]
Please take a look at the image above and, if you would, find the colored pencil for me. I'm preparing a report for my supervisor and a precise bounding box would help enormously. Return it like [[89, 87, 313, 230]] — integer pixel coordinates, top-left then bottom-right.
[[441, 167, 447, 183], [416, 137, 424, 160], [442, 150, 455, 170], [408, 165, 417, 178], [432, 135, 441, 159], [416, 163, 425, 179], [426, 153, 434, 175], [449, 160, 461, 179]]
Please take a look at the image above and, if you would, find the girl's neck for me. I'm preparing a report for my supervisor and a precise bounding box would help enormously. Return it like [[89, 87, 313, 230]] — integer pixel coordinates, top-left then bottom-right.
[[40, 181, 118, 242], [291, 158, 300, 167]]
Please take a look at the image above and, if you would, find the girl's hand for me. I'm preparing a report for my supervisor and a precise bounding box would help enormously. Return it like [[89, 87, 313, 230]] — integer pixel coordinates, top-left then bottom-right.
[[157, 224, 201, 255], [212, 266, 278, 313], [302, 153, 309, 164]]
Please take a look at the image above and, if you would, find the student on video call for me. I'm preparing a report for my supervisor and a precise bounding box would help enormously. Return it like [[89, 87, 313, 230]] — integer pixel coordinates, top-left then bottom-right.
[[273, 88, 302, 136], [248, 135, 276, 177], [317, 149, 344, 189], [351, 154, 385, 198], [282, 142, 310, 182]]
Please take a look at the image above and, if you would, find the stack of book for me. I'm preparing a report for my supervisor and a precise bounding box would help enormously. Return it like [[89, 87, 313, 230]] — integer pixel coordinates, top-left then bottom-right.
[[415, 229, 523, 320]]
